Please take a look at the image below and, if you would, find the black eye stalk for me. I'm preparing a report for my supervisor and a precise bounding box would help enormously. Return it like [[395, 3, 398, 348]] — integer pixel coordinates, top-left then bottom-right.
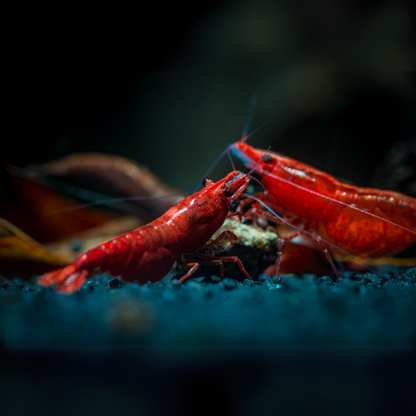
[[224, 188, 234, 197], [263, 155, 273, 164], [202, 177, 210, 187]]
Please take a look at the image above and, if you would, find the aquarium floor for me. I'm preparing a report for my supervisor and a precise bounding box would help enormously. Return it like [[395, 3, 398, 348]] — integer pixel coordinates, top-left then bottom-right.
[[2, 270, 416, 415], [1, 269, 416, 346]]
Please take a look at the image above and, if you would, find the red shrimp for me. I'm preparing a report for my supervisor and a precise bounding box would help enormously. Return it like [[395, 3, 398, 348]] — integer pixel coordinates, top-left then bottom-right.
[[38, 171, 253, 294], [231, 139, 416, 278]]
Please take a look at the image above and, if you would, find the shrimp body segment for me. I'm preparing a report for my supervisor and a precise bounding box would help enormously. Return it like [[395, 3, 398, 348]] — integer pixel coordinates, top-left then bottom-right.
[[232, 141, 416, 259], [38, 171, 250, 294]]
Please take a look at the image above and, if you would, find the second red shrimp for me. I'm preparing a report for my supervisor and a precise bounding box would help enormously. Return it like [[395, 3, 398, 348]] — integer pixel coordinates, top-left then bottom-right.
[[231, 138, 416, 275], [38, 170, 253, 294]]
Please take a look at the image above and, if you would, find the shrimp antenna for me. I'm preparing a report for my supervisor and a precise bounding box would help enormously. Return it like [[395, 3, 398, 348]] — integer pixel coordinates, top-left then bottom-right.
[[244, 148, 271, 192], [237, 148, 270, 196], [265, 168, 416, 238], [193, 122, 238, 193], [242, 111, 279, 143], [216, 121, 236, 171], [242, 93, 258, 139], [45, 192, 189, 215], [247, 147, 271, 177], [196, 103, 277, 191], [194, 147, 230, 193], [8, 166, 187, 216], [242, 193, 379, 276]]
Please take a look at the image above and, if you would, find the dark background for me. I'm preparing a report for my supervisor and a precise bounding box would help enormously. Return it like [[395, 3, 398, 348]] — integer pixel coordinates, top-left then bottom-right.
[[3, 1, 416, 193]]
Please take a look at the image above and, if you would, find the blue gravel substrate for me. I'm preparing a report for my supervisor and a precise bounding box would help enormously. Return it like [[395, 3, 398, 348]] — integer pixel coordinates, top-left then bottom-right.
[[1, 269, 416, 346], [2, 270, 416, 415]]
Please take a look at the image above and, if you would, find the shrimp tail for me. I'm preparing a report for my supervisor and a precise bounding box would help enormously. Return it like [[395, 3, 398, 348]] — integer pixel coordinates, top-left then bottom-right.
[[38, 264, 89, 294], [56, 270, 89, 294], [38, 245, 106, 293]]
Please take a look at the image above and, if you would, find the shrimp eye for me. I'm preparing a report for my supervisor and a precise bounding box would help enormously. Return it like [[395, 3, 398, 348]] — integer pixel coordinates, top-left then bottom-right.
[[263, 155, 273, 164], [224, 188, 234, 197], [202, 177, 210, 187]]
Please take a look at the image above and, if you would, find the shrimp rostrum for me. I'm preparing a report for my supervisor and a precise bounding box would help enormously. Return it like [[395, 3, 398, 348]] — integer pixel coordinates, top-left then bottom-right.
[[38, 171, 253, 294]]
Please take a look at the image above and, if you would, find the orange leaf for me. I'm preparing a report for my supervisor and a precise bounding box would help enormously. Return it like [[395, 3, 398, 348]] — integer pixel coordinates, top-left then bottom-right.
[[0, 218, 72, 278]]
